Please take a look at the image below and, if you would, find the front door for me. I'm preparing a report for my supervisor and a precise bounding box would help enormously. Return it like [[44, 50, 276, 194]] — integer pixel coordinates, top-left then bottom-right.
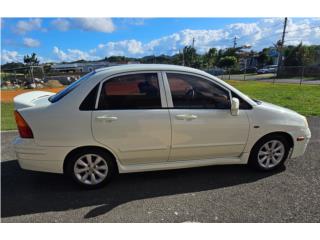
[[165, 72, 250, 161], [92, 72, 171, 165]]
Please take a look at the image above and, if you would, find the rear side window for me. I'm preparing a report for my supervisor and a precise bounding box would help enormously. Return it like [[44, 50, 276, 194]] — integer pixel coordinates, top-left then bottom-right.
[[167, 73, 230, 109], [49, 71, 96, 103], [98, 73, 161, 110]]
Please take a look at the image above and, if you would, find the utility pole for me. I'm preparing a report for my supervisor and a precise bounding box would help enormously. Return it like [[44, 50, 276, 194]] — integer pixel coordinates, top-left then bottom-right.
[[183, 50, 185, 66], [277, 17, 287, 77], [180, 49, 185, 66], [233, 36, 238, 49], [191, 37, 195, 67]]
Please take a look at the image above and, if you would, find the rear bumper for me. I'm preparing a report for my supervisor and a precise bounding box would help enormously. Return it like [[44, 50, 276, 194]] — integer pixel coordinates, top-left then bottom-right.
[[290, 127, 311, 159], [13, 137, 72, 174]]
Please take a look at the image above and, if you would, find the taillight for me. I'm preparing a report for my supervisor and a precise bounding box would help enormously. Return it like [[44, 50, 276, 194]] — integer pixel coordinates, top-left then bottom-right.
[[14, 111, 34, 138]]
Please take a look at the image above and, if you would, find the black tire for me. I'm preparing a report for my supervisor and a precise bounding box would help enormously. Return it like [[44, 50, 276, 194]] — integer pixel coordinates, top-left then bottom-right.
[[65, 148, 116, 189], [248, 134, 290, 171]]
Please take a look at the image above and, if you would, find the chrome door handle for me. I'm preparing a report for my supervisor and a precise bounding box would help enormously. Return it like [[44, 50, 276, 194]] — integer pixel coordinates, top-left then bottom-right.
[[95, 115, 118, 122], [175, 114, 198, 121]]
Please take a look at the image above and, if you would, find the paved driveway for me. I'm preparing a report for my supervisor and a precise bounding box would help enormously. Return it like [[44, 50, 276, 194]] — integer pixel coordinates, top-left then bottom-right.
[[1, 117, 319, 222]]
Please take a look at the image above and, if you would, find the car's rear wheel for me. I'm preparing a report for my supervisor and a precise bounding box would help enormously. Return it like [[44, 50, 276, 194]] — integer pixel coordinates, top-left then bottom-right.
[[249, 134, 290, 171], [66, 149, 116, 189]]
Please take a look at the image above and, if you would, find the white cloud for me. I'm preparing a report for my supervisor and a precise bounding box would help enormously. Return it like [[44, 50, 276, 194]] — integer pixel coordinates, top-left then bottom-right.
[[225, 18, 320, 49], [15, 18, 43, 34], [53, 46, 99, 62], [90, 28, 230, 57], [1, 49, 49, 64], [86, 40, 144, 58], [23, 37, 40, 48], [74, 18, 115, 33], [90, 29, 230, 58], [51, 18, 115, 33], [228, 23, 260, 36], [51, 18, 70, 31], [1, 50, 23, 63], [5, 18, 318, 63], [51, 18, 320, 62]]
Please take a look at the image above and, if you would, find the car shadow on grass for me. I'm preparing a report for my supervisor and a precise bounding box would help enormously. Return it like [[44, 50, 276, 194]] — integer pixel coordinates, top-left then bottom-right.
[[1, 160, 285, 220]]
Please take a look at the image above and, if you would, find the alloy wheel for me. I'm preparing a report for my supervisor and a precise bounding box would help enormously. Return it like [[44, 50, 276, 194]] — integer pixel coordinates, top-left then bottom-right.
[[257, 140, 285, 169], [74, 154, 109, 185]]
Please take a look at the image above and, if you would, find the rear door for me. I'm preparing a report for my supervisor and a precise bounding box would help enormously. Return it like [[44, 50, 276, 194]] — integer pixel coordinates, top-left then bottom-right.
[[92, 72, 171, 165], [164, 72, 250, 161]]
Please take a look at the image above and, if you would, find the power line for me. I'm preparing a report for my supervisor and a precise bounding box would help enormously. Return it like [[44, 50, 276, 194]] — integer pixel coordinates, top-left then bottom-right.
[[285, 25, 320, 34]]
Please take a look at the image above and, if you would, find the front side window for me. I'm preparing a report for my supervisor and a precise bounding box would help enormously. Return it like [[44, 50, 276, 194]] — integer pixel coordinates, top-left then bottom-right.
[[98, 73, 161, 110], [167, 73, 230, 109]]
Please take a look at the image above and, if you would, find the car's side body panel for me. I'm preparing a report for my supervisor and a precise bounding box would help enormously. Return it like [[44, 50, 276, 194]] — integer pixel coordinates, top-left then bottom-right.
[[243, 103, 311, 157], [20, 105, 95, 147]]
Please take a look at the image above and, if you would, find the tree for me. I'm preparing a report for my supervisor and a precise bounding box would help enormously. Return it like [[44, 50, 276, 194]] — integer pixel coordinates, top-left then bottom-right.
[[258, 48, 274, 66], [282, 44, 320, 66], [23, 53, 39, 66], [223, 48, 238, 58], [193, 55, 204, 69], [283, 43, 304, 66], [106, 56, 127, 63], [1, 62, 25, 70], [183, 46, 197, 67], [217, 56, 237, 69], [171, 53, 183, 65], [203, 48, 217, 69]]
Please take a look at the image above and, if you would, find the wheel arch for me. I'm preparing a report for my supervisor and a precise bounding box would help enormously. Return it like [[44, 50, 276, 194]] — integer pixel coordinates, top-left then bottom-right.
[[63, 145, 119, 174], [251, 131, 294, 153]]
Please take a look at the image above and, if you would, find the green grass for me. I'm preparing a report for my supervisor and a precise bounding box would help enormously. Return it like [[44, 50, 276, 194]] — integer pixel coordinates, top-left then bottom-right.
[[1, 81, 319, 131], [227, 80, 320, 116], [1, 102, 16, 131]]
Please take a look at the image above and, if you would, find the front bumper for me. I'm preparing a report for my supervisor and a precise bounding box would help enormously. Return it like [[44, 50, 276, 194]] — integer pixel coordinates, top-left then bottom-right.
[[290, 127, 311, 158], [13, 137, 72, 174]]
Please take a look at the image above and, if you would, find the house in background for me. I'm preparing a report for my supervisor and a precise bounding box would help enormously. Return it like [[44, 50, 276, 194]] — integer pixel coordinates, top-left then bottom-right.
[[239, 57, 258, 69]]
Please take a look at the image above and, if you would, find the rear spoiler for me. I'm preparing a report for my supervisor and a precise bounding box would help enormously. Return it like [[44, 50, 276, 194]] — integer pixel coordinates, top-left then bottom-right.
[[14, 91, 55, 110]]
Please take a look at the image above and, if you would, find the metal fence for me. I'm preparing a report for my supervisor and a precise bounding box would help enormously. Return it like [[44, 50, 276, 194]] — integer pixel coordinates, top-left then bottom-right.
[[217, 65, 320, 85]]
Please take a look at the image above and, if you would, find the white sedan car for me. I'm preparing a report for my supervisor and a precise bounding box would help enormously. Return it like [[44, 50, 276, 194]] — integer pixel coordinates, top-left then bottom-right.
[[13, 64, 311, 188]]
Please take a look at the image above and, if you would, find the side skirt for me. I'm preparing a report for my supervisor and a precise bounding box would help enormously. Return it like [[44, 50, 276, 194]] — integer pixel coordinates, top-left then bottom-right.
[[117, 153, 250, 174]]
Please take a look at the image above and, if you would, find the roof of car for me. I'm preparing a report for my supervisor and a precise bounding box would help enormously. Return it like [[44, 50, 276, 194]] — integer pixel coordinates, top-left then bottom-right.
[[94, 64, 206, 76]]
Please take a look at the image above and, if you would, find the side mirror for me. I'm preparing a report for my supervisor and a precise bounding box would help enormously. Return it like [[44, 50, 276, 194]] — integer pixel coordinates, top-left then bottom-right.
[[231, 97, 240, 116]]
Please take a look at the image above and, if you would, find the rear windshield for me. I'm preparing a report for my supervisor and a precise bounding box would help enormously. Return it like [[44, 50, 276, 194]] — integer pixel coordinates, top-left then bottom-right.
[[48, 71, 96, 103]]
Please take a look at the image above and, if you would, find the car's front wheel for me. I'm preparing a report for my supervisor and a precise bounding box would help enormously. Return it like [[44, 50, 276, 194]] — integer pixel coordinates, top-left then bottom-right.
[[66, 149, 116, 188], [249, 134, 290, 171]]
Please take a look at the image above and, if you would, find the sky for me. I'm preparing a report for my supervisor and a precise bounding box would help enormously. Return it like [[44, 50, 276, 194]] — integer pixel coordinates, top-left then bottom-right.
[[1, 17, 320, 63]]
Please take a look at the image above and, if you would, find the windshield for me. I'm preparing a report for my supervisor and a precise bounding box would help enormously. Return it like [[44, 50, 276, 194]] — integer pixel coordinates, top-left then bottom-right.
[[48, 71, 96, 103]]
